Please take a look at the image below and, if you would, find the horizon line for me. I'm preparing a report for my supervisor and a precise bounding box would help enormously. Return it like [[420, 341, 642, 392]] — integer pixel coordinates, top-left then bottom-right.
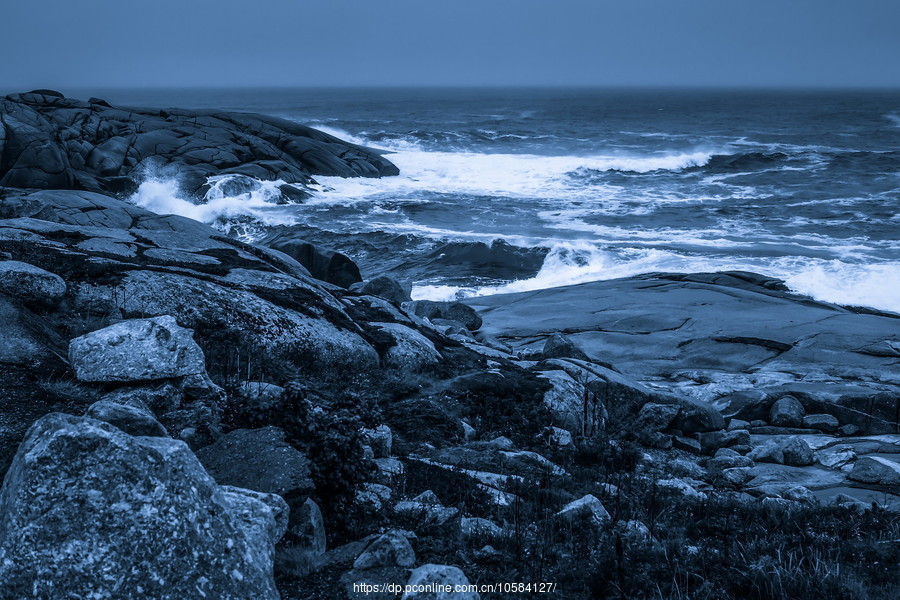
[[4, 83, 900, 94]]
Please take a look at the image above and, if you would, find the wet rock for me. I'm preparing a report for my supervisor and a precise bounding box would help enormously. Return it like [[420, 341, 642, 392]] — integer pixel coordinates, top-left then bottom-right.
[[69, 315, 206, 382], [770, 396, 805, 428], [402, 564, 479, 600], [0, 260, 65, 304], [353, 531, 416, 570], [85, 399, 167, 437], [541, 332, 590, 361], [406, 300, 482, 331], [848, 456, 900, 486], [354, 275, 411, 305], [0, 413, 285, 600], [263, 237, 362, 288], [195, 426, 313, 496]]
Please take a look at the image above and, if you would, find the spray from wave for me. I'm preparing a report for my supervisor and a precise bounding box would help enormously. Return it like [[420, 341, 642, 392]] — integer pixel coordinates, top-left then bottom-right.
[[308, 149, 715, 204], [126, 174, 298, 238], [413, 240, 900, 314]]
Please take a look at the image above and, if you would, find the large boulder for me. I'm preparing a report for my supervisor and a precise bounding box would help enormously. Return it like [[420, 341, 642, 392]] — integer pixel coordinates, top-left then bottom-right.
[[848, 456, 900, 487], [263, 236, 362, 288], [195, 426, 314, 497], [0, 260, 65, 304], [769, 396, 805, 428], [0, 413, 287, 600], [68, 315, 206, 382]]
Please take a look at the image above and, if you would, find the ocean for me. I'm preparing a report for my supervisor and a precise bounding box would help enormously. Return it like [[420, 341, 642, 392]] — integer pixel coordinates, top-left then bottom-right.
[[74, 87, 900, 312]]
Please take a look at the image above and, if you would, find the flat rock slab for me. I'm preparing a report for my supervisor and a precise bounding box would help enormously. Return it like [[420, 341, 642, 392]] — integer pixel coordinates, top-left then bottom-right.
[[466, 272, 900, 406]]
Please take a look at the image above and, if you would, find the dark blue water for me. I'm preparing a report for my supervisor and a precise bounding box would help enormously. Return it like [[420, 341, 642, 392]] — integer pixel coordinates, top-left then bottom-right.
[[76, 88, 900, 311]]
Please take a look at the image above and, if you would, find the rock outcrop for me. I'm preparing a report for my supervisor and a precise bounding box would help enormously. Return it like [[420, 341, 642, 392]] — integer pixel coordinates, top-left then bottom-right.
[[0, 90, 398, 197], [0, 413, 287, 600]]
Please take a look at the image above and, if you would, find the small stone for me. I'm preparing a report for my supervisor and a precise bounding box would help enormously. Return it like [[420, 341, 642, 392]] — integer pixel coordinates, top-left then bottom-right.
[[672, 436, 701, 454], [362, 425, 392, 458], [782, 485, 816, 504], [839, 424, 860, 436], [289, 498, 326, 556], [461, 517, 504, 539], [355, 275, 411, 305], [727, 419, 751, 431], [85, 400, 167, 437], [802, 414, 839, 433], [722, 467, 754, 486], [556, 494, 610, 526], [402, 564, 479, 600], [353, 531, 416, 570], [541, 332, 590, 361]]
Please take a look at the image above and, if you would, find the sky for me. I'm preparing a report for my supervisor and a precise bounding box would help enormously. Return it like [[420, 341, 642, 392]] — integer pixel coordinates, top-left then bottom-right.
[[1, 0, 898, 89]]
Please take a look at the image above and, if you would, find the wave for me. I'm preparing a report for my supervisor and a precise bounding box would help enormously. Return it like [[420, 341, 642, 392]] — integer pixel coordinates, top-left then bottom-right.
[[412, 241, 900, 314], [126, 175, 297, 238], [308, 149, 717, 204], [886, 113, 900, 128]]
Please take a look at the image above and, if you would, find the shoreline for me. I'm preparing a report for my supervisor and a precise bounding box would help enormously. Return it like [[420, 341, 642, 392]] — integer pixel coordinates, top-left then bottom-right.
[[1, 91, 898, 599]]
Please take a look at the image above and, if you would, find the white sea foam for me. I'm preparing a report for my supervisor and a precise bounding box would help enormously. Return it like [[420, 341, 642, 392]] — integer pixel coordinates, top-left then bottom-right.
[[126, 175, 296, 234], [310, 149, 714, 204], [413, 241, 900, 314]]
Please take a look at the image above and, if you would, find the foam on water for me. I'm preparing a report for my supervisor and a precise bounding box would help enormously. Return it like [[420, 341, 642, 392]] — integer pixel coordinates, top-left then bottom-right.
[[413, 241, 900, 314], [311, 148, 714, 203], [127, 175, 296, 236]]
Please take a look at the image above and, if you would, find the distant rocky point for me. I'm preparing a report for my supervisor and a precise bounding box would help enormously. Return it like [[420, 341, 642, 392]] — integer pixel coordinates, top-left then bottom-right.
[[0, 89, 398, 199]]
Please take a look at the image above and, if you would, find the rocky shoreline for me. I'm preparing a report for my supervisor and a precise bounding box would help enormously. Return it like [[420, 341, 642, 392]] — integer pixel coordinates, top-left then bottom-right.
[[0, 92, 897, 599]]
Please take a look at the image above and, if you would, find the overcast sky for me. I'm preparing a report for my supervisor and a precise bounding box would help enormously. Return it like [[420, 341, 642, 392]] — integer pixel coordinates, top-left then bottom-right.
[[2, 0, 898, 89]]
